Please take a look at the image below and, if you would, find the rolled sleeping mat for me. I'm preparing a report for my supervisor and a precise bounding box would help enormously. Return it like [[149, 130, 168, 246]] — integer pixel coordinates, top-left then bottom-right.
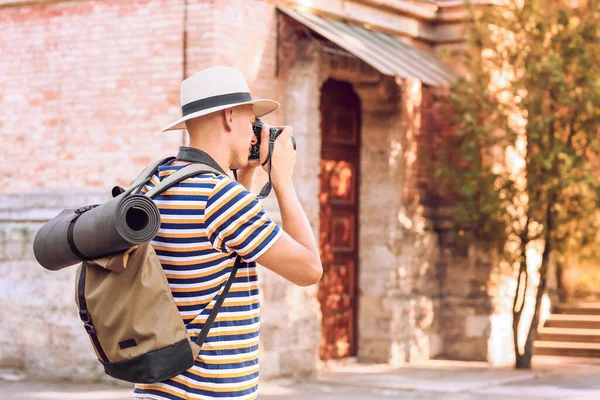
[[33, 192, 161, 271]]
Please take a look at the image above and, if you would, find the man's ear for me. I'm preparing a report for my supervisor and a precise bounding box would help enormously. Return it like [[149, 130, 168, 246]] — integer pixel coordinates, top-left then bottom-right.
[[222, 108, 234, 132]]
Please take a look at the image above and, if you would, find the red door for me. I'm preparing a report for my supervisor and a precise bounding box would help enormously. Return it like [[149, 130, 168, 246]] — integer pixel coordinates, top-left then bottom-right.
[[318, 79, 360, 360]]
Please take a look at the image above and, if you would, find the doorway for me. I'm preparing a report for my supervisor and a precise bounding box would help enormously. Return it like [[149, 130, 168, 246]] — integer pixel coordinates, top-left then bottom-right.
[[318, 79, 361, 360]]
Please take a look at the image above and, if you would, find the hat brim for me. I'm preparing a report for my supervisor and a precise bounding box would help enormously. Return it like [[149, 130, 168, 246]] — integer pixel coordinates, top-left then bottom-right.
[[161, 99, 280, 132]]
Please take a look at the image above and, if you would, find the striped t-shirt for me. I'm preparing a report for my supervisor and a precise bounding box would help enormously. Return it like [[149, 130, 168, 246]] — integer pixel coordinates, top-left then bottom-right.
[[133, 161, 281, 400]]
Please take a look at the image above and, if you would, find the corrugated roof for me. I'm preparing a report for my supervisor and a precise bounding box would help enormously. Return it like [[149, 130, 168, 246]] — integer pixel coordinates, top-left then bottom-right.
[[279, 7, 455, 87]]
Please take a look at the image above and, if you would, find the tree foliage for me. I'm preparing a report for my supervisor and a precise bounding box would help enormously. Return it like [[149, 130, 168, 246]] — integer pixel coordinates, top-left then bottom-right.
[[427, 0, 600, 368]]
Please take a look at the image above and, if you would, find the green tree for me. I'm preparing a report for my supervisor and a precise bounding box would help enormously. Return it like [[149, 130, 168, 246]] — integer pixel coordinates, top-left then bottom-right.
[[429, 0, 600, 369]]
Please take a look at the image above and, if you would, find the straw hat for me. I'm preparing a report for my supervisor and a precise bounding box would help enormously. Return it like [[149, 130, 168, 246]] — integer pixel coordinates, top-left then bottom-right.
[[161, 66, 280, 132]]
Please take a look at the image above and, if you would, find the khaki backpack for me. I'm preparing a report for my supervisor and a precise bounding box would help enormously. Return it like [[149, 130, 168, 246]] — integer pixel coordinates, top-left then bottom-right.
[[74, 159, 241, 383]]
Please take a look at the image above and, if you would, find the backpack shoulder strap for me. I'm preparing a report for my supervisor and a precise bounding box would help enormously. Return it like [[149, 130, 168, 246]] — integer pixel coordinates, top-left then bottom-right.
[[130, 157, 176, 192], [144, 163, 223, 199], [194, 255, 242, 347]]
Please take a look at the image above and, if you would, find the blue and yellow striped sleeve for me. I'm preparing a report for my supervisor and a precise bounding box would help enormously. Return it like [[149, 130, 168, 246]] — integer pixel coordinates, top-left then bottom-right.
[[204, 176, 281, 261]]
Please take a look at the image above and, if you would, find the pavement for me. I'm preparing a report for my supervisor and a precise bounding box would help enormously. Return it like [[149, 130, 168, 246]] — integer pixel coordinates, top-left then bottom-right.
[[2, 357, 600, 399]]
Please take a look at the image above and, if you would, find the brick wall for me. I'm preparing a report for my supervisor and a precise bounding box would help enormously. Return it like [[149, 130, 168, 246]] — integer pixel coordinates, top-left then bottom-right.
[[0, 0, 185, 193]]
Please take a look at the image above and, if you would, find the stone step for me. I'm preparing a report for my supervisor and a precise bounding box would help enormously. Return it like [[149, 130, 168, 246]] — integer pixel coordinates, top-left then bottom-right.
[[538, 327, 600, 343], [534, 341, 600, 358], [555, 303, 600, 316], [544, 315, 600, 330], [533, 354, 600, 366]]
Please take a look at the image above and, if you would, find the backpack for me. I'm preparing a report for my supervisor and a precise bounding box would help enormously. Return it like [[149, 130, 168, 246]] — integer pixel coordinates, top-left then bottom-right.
[[74, 158, 241, 383]]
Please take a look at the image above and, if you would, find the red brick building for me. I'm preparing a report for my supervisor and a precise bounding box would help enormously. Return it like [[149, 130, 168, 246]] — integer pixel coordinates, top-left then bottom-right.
[[1, 0, 546, 382]]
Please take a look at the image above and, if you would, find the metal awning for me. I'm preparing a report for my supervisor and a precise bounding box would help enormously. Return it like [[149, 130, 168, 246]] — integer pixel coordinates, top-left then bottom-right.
[[278, 7, 455, 87]]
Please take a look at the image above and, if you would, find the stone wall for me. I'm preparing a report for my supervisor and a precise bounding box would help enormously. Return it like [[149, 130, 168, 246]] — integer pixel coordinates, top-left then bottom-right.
[[353, 76, 442, 364], [0, 192, 113, 382], [277, 30, 445, 364], [431, 214, 497, 363], [257, 41, 323, 380]]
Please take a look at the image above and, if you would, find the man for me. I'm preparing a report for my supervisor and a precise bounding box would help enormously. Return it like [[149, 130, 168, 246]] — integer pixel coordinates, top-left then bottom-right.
[[134, 66, 322, 399]]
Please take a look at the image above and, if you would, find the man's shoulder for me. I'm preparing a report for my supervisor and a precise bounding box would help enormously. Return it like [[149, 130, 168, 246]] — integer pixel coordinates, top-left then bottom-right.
[[140, 170, 226, 195], [207, 174, 255, 201], [180, 171, 226, 184], [160, 167, 227, 186]]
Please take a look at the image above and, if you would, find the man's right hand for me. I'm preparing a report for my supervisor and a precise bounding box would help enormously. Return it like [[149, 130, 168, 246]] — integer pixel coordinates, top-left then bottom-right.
[[260, 125, 296, 188]]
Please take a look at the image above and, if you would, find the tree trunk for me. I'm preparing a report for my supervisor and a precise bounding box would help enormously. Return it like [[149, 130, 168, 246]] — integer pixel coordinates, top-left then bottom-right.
[[514, 200, 554, 369], [516, 242, 550, 369], [555, 259, 566, 304], [513, 225, 529, 369]]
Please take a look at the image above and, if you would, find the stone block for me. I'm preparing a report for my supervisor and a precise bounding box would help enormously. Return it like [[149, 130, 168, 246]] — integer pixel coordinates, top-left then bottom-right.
[[443, 335, 488, 361], [258, 268, 290, 302], [358, 296, 386, 319], [0, 323, 24, 370], [260, 326, 283, 353], [358, 339, 392, 363], [428, 333, 443, 357], [359, 269, 395, 297], [259, 350, 281, 380], [278, 349, 317, 378], [465, 315, 491, 338]]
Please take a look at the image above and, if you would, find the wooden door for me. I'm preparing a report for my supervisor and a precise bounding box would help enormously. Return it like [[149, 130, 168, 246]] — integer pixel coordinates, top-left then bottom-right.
[[318, 79, 360, 360]]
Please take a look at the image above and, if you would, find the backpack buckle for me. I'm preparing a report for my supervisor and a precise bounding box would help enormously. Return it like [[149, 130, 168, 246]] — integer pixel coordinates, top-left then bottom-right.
[[79, 311, 96, 335], [79, 310, 96, 335], [79, 310, 91, 324], [83, 323, 96, 335]]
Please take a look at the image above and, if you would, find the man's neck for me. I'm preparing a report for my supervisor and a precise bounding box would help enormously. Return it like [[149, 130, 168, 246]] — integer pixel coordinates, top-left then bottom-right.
[[174, 139, 231, 172]]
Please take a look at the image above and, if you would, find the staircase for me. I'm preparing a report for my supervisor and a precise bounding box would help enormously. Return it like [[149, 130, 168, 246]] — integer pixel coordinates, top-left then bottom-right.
[[534, 303, 600, 359]]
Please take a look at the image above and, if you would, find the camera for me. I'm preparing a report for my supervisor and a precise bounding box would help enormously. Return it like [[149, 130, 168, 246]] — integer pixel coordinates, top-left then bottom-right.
[[250, 118, 296, 161]]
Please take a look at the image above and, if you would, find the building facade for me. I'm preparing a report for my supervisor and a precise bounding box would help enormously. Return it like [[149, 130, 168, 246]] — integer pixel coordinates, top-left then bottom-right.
[[0, 0, 553, 382]]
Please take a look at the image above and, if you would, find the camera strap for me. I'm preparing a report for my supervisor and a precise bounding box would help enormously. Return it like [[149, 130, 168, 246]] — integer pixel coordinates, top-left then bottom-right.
[[256, 137, 277, 199]]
